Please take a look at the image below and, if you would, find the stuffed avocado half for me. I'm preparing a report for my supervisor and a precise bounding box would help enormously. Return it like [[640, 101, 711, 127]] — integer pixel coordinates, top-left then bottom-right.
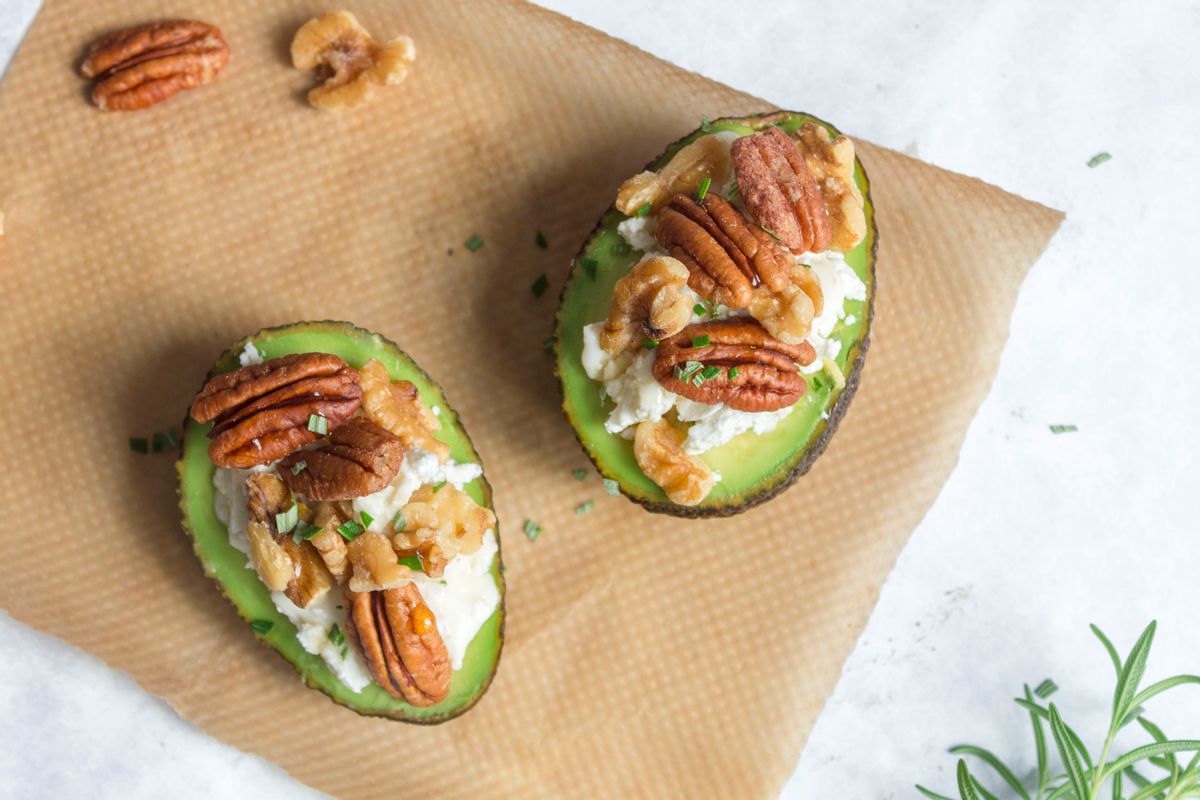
[[555, 112, 877, 517], [178, 321, 503, 723]]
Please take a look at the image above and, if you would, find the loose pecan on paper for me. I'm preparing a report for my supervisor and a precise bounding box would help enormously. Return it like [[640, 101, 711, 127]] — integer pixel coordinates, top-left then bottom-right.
[[80, 20, 229, 111], [190, 353, 362, 469], [652, 319, 815, 411], [346, 583, 451, 706]]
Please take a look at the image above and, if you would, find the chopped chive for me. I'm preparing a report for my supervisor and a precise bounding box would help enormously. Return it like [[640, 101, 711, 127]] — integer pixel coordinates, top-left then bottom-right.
[[359, 511, 373, 528], [691, 335, 711, 348], [523, 519, 543, 541], [432, 480, 448, 493], [1087, 152, 1112, 168], [700, 115, 712, 132], [726, 184, 740, 202], [250, 620, 273, 635], [340, 645, 348, 658], [275, 504, 299, 534], [603, 478, 619, 497], [572, 469, 587, 481], [634, 203, 652, 218], [151, 432, 168, 453], [397, 555, 423, 571], [581, 256, 598, 280], [575, 501, 594, 515], [307, 414, 328, 435], [391, 510, 406, 531], [336, 520, 364, 541], [695, 176, 712, 202], [811, 374, 827, 391], [439, 579, 448, 586], [542, 336, 555, 353], [531, 273, 550, 297], [642, 338, 659, 349], [1049, 424, 1079, 434], [693, 303, 707, 316], [613, 241, 631, 256], [700, 365, 721, 380], [535, 229, 548, 249], [328, 623, 345, 648], [674, 360, 703, 381], [465, 234, 484, 251], [728, 367, 739, 379], [129, 436, 149, 453], [760, 224, 781, 241], [293, 522, 322, 543], [291, 460, 307, 476], [1035, 678, 1059, 699]]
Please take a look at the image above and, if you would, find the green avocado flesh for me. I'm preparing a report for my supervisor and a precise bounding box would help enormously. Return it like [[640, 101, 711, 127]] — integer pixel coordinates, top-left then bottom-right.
[[554, 112, 878, 517], [177, 321, 504, 723]]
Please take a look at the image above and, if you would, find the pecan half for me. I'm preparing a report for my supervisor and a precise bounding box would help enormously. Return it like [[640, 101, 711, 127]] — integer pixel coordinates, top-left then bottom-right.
[[347, 584, 451, 706], [280, 417, 403, 501], [652, 319, 815, 411], [81, 20, 229, 111], [655, 194, 793, 309], [190, 353, 362, 469], [731, 127, 831, 254]]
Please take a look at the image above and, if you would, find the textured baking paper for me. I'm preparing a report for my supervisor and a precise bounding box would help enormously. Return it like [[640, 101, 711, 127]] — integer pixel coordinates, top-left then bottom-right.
[[0, 0, 1062, 797]]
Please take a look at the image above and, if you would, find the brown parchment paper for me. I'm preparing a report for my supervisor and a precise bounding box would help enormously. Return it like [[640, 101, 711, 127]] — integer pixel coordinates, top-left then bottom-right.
[[0, 0, 1062, 797]]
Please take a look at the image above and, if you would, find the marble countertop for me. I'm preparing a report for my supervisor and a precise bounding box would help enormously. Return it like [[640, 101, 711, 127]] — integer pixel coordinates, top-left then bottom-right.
[[2, 1, 1197, 797]]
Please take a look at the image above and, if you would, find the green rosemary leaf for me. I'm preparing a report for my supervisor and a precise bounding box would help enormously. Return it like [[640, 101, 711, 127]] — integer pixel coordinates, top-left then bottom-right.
[[1022, 685, 1050, 798], [523, 519, 542, 541], [572, 469, 587, 481], [913, 786, 957, 800], [1049, 704, 1090, 800], [465, 234, 484, 251], [581, 256, 598, 280], [1049, 424, 1079, 434], [642, 338, 659, 349], [1092, 623, 1125, 677], [603, 478, 619, 496], [1114, 622, 1158, 728], [700, 115, 712, 133], [1035, 678, 1059, 699], [1107, 740, 1200, 776], [1110, 770, 1122, 800], [535, 229, 548, 248], [634, 203, 652, 218], [1131, 674, 1200, 711], [250, 619, 273, 634], [956, 760, 983, 800], [1088, 152, 1112, 168], [574, 501, 594, 515], [397, 556, 423, 571], [948, 745, 1030, 800], [531, 273, 550, 297], [695, 176, 711, 202]]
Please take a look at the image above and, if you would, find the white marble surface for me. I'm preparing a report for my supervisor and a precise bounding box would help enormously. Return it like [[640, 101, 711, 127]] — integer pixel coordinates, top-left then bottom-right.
[[2, 1, 1198, 797]]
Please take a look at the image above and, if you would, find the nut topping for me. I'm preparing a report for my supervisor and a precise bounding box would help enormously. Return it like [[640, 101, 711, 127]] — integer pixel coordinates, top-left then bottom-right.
[[291, 11, 416, 110], [81, 20, 229, 111], [347, 584, 451, 706], [346, 531, 412, 593], [746, 261, 824, 345], [731, 127, 832, 254], [360, 359, 450, 461], [190, 353, 362, 469], [394, 484, 495, 578], [796, 123, 867, 252], [615, 134, 733, 215], [652, 319, 815, 411], [633, 419, 716, 507], [279, 417, 403, 501], [308, 502, 350, 582], [655, 194, 793, 309], [600, 256, 693, 354], [245, 473, 333, 607]]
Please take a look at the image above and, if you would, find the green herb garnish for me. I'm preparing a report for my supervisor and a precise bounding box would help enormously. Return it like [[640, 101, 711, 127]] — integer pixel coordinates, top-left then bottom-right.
[[726, 184, 740, 202], [542, 336, 555, 353], [465, 234, 484, 251], [523, 519, 542, 541], [603, 479, 619, 497], [635, 203, 652, 218], [531, 273, 550, 297], [336, 520, 364, 541], [391, 510, 406, 531], [432, 481, 447, 493], [760, 224, 781, 241], [916, 621, 1200, 800], [275, 504, 299, 534], [397, 555, 423, 571], [572, 469, 587, 481], [535, 229, 548, 249], [694, 303, 707, 316], [642, 338, 659, 349], [293, 522, 322, 543], [574, 501, 594, 515], [328, 623, 345, 648], [1087, 152, 1112, 168], [151, 432, 168, 453], [1049, 424, 1079, 434], [307, 414, 328, 435], [691, 335, 711, 348], [359, 511, 373, 528], [291, 460, 307, 475], [700, 115, 712, 132], [695, 176, 712, 202], [161, 427, 181, 448], [250, 620, 273, 635], [728, 367, 739, 379], [700, 365, 721, 381], [674, 361, 704, 381], [581, 256, 598, 280], [613, 241, 631, 256], [129, 437, 149, 453]]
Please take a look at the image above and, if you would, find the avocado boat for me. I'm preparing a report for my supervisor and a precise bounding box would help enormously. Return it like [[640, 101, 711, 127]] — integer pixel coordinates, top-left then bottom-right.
[[554, 111, 877, 517], [178, 320, 503, 723]]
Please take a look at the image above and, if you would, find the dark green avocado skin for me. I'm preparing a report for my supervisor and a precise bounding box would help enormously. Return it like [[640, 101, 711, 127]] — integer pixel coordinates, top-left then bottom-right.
[[177, 320, 504, 724], [553, 111, 878, 518]]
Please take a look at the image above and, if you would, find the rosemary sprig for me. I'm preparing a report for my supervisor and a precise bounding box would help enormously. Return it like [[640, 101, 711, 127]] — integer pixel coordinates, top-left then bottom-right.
[[917, 622, 1200, 800]]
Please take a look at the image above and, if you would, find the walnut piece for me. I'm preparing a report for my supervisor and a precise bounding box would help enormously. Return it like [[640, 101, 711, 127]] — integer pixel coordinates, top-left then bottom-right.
[[81, 20, 229, 111], [291, 11, 416, 110], [359, 359, 450, 461], [245, 473, 333, 606], [600, 256, 692, 354], [346, 584, 450, 706], [633, 419, 716, 506], [652, 319, 815, 411], [190, 353, 362, 468], [615, 134, 733, 215], [797, 123, 867, 252], [347, 531, 413, 593], [732, 127, 831, 254], [655, 193, 792, 309], [747, 262, 824, 344], [309, 502, 350, 582], [280, 417, 403, 500], [394, 484, 495, 578]]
